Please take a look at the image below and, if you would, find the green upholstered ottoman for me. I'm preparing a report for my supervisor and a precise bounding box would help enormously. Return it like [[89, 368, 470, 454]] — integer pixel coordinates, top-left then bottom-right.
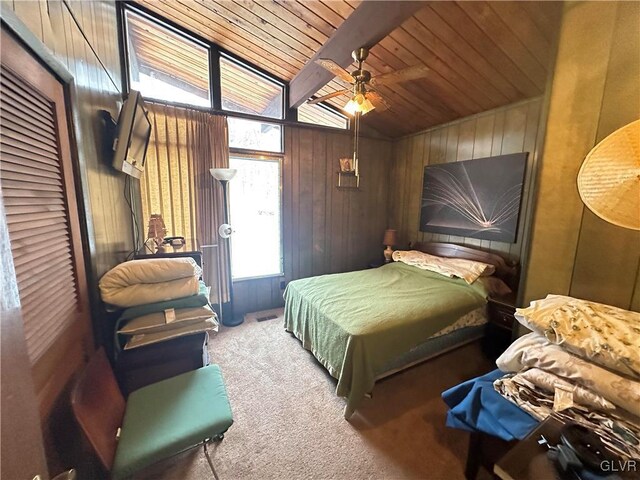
[[112, 364, 233, 479]]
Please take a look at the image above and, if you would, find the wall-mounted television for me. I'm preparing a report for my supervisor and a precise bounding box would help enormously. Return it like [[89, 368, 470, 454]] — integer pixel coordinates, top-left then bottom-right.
[[420, 153, 528, 243], [112, 90, 151, 179]]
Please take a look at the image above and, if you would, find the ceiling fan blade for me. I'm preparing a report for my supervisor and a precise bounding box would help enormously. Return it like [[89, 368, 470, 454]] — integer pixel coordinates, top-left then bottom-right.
[[307, 90, 350, 104], [315, 59, 354, 84], [367, 90, 390, 112], [370, 64, 429, 86]]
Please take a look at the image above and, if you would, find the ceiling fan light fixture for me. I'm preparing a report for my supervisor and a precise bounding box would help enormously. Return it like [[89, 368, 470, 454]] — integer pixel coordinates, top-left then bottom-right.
[[344, 97, 360, 115], [344, 93, 375, 115], [360, 97, 375, 115]]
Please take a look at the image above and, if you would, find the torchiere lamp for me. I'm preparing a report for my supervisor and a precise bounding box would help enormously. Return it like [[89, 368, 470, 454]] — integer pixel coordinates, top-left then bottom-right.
[[383, 229, 397, 263], [210, 168, 243, 326]]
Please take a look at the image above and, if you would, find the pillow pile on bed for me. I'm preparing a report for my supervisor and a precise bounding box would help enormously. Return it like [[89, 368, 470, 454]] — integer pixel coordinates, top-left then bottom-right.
[[392, 250, 495, 284], [493, 295, 640, 458], [99, 258, 218, 352]]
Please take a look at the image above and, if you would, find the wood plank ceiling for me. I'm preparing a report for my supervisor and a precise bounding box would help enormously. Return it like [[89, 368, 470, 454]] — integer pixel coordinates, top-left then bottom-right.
[[135, 0, 562, 137]]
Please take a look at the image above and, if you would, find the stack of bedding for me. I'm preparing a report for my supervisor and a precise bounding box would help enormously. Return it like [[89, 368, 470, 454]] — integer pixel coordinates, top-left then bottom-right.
[[99, 258, 218, 352], [494, 295, 640, 459]]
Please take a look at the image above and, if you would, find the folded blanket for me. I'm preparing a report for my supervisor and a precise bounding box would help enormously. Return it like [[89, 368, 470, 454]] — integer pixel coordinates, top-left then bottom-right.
[[494, 374, 640, 460], [515, 294, 640, 378], [99, 258, 202, 308], [124, 318, 217, 350], [517, 368, 615, 411], [497, 333, 640, 417], [118, 305, 216, 336]]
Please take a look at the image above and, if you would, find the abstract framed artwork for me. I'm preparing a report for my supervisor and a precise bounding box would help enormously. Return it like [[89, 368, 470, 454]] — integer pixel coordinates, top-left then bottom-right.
[[419, 153, 528, 243]]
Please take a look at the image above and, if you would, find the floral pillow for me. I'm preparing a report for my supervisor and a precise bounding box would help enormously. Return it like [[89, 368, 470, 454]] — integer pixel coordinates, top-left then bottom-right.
[[515, 295, 640, 378]]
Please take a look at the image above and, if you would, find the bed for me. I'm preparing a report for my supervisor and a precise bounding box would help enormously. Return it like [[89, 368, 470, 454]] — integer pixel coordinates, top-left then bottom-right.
[[283, 242, 517, 418]]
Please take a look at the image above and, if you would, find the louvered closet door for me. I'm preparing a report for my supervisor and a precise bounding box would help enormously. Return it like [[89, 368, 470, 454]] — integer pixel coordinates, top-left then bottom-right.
[[0, 30, 91, 417]]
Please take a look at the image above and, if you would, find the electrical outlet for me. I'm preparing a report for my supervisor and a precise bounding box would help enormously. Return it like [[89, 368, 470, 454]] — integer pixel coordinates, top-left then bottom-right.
[[280, 280, 286, 290]]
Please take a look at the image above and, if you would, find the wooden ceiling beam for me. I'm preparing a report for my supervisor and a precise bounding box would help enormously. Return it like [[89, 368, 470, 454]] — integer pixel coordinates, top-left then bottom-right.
[[288, 0, 427, 108]]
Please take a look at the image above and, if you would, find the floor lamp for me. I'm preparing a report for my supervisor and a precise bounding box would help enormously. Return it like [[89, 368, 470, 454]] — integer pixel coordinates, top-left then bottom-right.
[[210, 168, 243, 327]]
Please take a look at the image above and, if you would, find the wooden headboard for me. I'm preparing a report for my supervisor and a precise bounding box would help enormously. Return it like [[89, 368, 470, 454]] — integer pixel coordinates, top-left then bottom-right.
[[411, 242, 519, 288]]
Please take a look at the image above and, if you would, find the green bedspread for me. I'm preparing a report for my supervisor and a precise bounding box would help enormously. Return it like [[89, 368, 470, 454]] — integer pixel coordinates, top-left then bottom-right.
[[283, 261, 488, 417]]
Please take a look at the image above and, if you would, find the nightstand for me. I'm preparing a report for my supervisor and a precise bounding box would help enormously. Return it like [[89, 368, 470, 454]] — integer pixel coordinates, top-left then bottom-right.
[[482, 293, 517, 359], [487, 294, 517, 331]]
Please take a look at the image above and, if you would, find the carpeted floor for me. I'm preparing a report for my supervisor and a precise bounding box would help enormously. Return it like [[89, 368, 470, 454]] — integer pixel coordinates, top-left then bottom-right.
[[139, 309, 494, 480]]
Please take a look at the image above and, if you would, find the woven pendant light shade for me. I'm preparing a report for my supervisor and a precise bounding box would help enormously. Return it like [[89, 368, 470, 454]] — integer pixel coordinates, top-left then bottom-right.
[[577, 119, 640, 230]]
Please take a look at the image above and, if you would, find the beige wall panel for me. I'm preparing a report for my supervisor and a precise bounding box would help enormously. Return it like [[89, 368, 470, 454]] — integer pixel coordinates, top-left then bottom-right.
[[632, 272, 640, 313], [522, 1, 618, 304], [569, 1, 640, 309]]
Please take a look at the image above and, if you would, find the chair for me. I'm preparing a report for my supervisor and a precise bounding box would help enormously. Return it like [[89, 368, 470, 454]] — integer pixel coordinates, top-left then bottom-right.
[[71, 349, 233, 479]]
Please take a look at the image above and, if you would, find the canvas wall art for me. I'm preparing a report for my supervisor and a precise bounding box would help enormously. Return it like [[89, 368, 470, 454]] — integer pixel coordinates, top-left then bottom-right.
[[419, 153, 528, 243]]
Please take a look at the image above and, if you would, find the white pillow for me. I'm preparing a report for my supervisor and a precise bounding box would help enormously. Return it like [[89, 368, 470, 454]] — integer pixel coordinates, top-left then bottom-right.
[[515, 295, 640, 378], [392, 250, 495, 284]]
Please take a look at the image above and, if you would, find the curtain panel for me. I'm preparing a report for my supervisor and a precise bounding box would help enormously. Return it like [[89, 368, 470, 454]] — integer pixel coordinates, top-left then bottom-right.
[[140, 103, 230, 303]]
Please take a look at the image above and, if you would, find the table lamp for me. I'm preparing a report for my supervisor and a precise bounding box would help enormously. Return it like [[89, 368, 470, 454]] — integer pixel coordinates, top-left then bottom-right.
[[383, 229, 397, 263], [146, 214, 167, 253]]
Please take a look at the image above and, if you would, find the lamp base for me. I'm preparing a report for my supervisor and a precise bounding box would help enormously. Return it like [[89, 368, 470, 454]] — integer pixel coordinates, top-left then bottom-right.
[[384, 245, 394, 263], [222, 315, 244, 327]]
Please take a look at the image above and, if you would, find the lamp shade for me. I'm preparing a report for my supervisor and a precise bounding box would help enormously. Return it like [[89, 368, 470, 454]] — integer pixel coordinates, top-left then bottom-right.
[[383, 229, 397, 246], [210, 168, 237, 182], [147, 214, 166, 241], [578, 119, 640, 230], [344, 93, 375, 116]]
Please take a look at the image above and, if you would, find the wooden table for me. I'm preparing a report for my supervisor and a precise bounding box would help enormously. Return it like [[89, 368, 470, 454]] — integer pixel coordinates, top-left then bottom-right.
[[494, 416, 634, 480], [494, 417, 563, 480]]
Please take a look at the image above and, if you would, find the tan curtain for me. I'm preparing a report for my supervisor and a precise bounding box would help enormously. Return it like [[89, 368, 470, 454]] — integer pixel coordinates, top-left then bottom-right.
[[140, 103, 230, 302]]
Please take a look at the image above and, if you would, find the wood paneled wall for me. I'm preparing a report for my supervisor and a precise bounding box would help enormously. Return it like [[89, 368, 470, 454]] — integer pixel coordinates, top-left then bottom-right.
[[2, 1, 133, 473], [4, 1, 137, 311], [387, 97, 543, 266], [523, 1, 640, 311], [233, 126, 392, 314]]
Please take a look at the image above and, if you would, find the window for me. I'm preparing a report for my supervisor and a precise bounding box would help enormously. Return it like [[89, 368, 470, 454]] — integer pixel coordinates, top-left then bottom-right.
[[228, 117, 283, 153], [228, 156, 282, 280], [298, 102, 349, 129], [220, 55, 284, 119], [124, 9, 211, 107]]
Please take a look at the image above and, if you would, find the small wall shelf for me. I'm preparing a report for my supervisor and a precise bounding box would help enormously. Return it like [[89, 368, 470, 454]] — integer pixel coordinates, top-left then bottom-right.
[[337, 171, 360, 189]]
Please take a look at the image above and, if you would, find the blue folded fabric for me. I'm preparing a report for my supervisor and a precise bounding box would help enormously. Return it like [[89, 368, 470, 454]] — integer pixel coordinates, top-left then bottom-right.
[[442, 369, 538, 441]]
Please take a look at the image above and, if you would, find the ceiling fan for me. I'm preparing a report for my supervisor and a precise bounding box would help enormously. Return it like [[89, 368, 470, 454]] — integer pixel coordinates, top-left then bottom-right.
[[307, 47, 429, 115]]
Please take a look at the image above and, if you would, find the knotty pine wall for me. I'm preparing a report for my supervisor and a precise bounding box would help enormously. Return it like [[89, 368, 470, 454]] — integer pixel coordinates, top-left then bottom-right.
[[522, 1, 640, 311], [387, 97, 543, 267], [233, 126, 392, 314]]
